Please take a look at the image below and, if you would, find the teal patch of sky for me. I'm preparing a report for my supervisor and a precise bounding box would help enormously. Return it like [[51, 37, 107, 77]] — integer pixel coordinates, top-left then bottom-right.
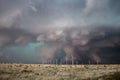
[[2, 42, 44, 63]]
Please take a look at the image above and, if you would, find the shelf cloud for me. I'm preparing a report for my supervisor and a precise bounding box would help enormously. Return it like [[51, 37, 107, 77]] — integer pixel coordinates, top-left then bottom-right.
[[0, 0, 120, 64]]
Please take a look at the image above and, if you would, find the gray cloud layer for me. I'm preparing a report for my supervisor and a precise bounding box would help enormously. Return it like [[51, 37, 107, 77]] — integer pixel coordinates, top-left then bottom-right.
[[0, 0, 120, 64], [0, 0, 120, 33]]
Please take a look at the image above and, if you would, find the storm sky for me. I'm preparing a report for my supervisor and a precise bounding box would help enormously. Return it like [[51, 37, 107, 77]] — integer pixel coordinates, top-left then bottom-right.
[[0, 0, 120, 33], [0, 0, 120, 64]]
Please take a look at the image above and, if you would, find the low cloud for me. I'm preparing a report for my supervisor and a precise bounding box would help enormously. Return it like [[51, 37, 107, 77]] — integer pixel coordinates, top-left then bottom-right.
[[0, 0, 120, 64]]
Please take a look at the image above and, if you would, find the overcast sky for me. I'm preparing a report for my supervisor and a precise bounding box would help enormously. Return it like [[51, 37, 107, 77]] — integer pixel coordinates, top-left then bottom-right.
[[0, 0, 120, 33], [0, 0, 120, 63]]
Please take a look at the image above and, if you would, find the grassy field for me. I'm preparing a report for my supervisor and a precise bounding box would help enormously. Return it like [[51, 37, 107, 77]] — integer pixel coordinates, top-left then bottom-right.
[[0, 64, 120, 80]]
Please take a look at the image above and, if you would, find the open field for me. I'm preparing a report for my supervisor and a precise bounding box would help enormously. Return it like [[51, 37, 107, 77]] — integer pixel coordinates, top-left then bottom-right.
[[0, 64, 120, 80]]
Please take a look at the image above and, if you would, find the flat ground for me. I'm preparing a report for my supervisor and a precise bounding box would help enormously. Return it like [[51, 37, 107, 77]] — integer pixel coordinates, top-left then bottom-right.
[[0, 64, 120, 80]]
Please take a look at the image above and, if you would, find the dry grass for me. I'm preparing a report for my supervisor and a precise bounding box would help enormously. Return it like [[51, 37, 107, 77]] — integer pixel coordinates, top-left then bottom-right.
[[0, 63, 120, 80]]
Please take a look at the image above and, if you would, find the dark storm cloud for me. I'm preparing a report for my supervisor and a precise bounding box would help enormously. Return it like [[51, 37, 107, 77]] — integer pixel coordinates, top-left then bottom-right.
[[0, 26, 120, 64], [0, 0, 120, 64], [0, 0, 27, 27], [17, 0, 86, 33], [0, 28, 36, 47], [0, 0, 120, 33], [109, 0, 120, 14], [79, 0, 120, 26]]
